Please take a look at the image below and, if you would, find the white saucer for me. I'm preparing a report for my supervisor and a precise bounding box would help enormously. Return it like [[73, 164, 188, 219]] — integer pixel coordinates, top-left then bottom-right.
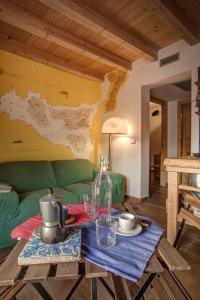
[[116, 223, 142, 236]]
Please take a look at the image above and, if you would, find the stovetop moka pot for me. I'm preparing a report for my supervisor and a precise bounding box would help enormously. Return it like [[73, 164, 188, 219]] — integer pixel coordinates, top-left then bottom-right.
[[39, 188, 65, 244]]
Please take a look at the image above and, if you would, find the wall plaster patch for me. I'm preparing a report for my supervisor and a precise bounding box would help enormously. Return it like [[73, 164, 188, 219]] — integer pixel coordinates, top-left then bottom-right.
[[104, 70, 127, 112], [0, 90, 98, 158]]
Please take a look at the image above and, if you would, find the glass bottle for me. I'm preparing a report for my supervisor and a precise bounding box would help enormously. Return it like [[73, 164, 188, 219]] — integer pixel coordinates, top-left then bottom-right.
[[92, 154, 112, 220]]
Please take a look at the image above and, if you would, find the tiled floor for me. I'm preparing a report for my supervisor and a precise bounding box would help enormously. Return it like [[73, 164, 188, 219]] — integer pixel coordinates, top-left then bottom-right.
[[0, 184, 200, 299]]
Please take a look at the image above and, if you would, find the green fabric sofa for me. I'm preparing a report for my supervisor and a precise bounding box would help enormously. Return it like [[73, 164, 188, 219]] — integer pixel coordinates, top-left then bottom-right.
[[0, 159, 125, 248]]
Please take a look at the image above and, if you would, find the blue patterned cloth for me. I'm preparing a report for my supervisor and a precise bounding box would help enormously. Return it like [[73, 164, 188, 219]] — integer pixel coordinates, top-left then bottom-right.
[[81, 210, 164, 282], [18, 227, 81, 265]]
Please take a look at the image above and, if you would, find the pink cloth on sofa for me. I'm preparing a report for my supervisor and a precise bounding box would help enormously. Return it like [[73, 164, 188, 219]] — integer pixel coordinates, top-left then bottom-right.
[[11, 204, 91, 240]]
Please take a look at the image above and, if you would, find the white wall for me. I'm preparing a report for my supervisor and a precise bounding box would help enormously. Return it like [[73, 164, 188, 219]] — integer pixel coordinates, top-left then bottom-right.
[[102, 40, 200, 198]]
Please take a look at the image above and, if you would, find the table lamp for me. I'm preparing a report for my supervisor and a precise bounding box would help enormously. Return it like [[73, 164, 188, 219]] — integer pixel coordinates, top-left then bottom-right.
[[102, 117, 128, 170]]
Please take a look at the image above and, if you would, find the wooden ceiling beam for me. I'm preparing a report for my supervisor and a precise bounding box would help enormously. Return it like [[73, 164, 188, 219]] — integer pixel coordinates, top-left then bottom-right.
[[0, 0, 131, 71], [150, 0, 200, 45], [0, 34, 104, 81], [38, 0, 157, 61]]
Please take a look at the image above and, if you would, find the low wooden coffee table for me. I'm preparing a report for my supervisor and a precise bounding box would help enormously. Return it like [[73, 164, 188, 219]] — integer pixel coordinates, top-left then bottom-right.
[[0, 204, 191, 300]]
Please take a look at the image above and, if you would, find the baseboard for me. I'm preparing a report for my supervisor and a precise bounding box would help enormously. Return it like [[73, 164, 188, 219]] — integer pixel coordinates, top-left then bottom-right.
[[125, 195, 150, 203]]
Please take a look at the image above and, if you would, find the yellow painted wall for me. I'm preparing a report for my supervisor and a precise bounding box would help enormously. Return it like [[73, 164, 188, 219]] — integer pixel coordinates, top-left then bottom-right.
[[0, 50, 102, 164]]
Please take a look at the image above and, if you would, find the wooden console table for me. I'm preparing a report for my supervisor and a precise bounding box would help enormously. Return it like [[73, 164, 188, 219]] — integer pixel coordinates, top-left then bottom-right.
[[164, 157, 200, 244]]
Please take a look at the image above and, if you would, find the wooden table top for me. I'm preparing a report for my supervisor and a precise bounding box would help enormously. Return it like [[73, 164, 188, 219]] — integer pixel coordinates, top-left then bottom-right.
[[0, 234, 190, 288], [0, 202, 190, 293]]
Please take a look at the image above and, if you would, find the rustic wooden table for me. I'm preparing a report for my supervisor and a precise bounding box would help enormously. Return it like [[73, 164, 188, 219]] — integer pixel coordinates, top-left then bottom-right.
[[0, 204, 191, 300]]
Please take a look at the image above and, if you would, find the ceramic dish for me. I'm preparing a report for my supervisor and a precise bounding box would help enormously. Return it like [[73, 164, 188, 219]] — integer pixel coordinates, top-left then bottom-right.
[[116, 223, 142, 236]]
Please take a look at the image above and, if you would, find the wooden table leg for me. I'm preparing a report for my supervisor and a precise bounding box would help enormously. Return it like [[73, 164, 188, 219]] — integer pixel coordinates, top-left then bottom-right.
[[99, 278, 115, 299], [91, 278, 97, 300], [32, 282, 53, 300], [167, 171, 180, 244], [0, 280, 25, 300], [65, 276, 83, 300]]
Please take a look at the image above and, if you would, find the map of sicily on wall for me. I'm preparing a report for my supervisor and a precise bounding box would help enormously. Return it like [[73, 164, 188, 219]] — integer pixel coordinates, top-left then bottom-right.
[[0, 90, 98, 158]]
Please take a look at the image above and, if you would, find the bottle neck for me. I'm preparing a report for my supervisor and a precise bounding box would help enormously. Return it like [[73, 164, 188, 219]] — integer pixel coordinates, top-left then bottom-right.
[[98, 154, 109, 174], [100, 161, 107, 174], [99, 153, 104, 172]]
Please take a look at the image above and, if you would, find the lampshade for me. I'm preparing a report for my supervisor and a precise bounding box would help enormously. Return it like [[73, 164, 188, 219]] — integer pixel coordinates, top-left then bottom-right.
[[102, 117, 128, 134]]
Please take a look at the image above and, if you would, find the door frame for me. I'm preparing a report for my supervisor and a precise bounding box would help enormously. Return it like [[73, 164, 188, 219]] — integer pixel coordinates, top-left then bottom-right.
[[177, 99, 191, 157], [150, 96, 168, 186]]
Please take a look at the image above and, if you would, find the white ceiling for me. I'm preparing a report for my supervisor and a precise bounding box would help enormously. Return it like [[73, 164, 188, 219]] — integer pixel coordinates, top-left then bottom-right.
[[151, 83, 191, 102]]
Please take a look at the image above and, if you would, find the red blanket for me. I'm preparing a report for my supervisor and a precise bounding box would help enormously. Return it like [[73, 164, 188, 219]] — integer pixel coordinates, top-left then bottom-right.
[[11, 204, 91, 240]]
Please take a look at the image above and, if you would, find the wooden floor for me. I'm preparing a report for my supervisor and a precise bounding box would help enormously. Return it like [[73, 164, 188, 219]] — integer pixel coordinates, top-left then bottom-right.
[[0, 184, 200, 299], [128, 184, 200, 300]]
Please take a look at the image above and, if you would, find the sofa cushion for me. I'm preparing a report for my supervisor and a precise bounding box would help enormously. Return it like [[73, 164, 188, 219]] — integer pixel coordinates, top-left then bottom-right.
[[19, 188, 79, 218], [19, 188, 50, 217], [65, 183, 92, 203], [0, 161, 57, 193], [52, 188, 79, 204], [52, 159, 94, 187], [109, 172, 125, 203]]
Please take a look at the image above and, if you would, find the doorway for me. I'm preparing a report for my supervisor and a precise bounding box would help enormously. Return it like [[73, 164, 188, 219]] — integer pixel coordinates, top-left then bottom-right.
[[149, 97, 167, 186], [149, 77, 191, 188]]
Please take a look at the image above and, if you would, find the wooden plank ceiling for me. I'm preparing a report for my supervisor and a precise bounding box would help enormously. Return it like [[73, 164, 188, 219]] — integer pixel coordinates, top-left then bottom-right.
[[0, 0, 199, 81]]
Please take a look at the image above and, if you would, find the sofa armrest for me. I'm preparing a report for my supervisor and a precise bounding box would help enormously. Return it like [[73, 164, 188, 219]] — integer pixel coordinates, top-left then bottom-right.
[[0, 191, 19, 220], [93, 168, 98, 179], [108, 172, 124, 184], [0, 191, 20, 248], [108, 172, 125, 203], [92, 169, 125, 203], [93, 169, 124, 182]]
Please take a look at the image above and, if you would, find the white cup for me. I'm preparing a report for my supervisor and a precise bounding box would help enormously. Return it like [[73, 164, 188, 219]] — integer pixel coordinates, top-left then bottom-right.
[[118, 213, 136, 231]]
